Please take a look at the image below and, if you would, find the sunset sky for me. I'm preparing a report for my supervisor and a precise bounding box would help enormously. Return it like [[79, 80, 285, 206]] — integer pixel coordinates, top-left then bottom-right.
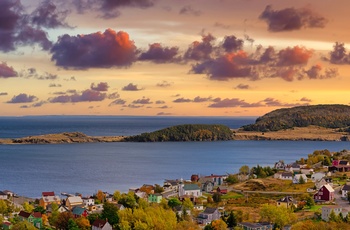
[[1, 0, 350, 116]]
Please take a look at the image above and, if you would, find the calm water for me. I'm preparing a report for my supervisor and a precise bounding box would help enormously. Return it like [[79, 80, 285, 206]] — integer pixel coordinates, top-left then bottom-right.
[[0, 116, 349, 198]]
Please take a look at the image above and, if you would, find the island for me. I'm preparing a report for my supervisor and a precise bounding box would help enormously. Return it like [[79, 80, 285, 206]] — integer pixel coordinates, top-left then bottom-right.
[[1, 104, 349, 144]]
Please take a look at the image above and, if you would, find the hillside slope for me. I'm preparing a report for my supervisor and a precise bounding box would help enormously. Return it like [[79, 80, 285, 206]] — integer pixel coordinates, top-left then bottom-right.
[[124, 124, 233, 142], [242, 104, 350, 132]]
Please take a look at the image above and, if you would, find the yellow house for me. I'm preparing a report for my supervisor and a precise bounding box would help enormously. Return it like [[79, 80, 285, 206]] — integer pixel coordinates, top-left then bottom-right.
[[276, 196, 298, 209], [66, 196, 83, 210], [39, 192, 61, 209]]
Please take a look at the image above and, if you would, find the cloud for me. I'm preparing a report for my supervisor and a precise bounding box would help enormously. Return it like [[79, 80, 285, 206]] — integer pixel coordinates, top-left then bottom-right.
[[122, 83, 143, 91], [0, 92, 8, 96], [326, 42, 350, 64], [31, 0, 70, 28], [156, 81, 173, 87], [32, 101, 46, 107], [304, 64, 338, 80], [0, 0, 52, 52], [277, 46, 313, 66], [214, 22, 231, 29], [184, 33, 215, 61], [109, 98, 126, 106], [259, 5, 328, 32], [50, 29, 137, 69], [300, 97, 312, 102], [19, 68, 58, 80], [193, 96, 212, 103], [155, 100, 165, 104], [173, 97, 192, 103], [158, 105, 169, 109], [157, 112, 173, 116], [91, 82, 109, 91], [49, 89, 107, 103], [179, 5, 201, 16], [7, 93, 38, 103], [132, 97, 152, 104], [49, 83, 62, 87], [262, 97, 308, 107], [221, 35, 244, 52], [108, 92, 120, 99], [139, 43, 179, 63], [208, 98, 261, 108], [0, 62, 17, 78], [235, 84, 250, 89], [125, 104, 143, 109], [72, 0, 155, 19]]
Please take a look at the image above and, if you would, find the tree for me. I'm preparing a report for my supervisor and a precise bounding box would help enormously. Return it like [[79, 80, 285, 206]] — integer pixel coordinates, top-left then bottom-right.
[[22, 201, 34, 213], [329, 210, 340, 222], [260, 204, 296, 229], [49, 202, 59, 227], [306, 195, 315, 208], [119, 192, 137, 209], [154, 184, 164, 193], [212, 192, 222, 203], [225, 174, 239, 184], [33, 205, 46, 214], [226, 211, 237, 228], [68, 218, 80, 230], [182, 198, 194, 210], [239, 165, 250, 175], [113, 190, 121, 202], [101, 202, 119, 227], [55, 212, 74, 230], [0, 200, 8, 215], [298, 175, 305, 184], [75, 217, 91, 230], [87, 213, 100, 225], [12, 221, 37, 230], [96, 190, 106, 203], [168, 198, 181, 209]]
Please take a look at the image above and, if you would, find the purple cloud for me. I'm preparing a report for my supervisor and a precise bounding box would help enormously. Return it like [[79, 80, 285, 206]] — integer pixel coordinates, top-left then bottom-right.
[[0, 62, 17, 78], [300, 97, 312, 102], [193, 96, 212, 103], [132, 97, 152, 104], [184, 34, 215, 61], [208, 98, 261, 108], [155, 100, 165, 104], [222, 35, 244, 52], [109, 99, 126, 106], [326, 42, 350, 64], [179, 5, 201, 16], [0, 92, 8, 96], [91, 82, 109, 91], [49, 89, 107, 103], [122, 83, 143, 91], [31, 0, 70, 28], [7, 93, 38, 103], [51, 29, 137, 69], [173, 97, 192, 103], [139, 43, 179, 63], [156, 81, 173, 87], [108, 92, 120, 99], [49, 83, 62, 87], [259, 5, 328, 32]]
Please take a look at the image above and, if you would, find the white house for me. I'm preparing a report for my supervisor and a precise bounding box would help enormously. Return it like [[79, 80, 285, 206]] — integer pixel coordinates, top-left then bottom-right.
[[293, 174, 307, 184], [341, 184, 350, 199], [179, 184, 202, 197], [280, 172, 293, 180], [82, 197, 95, 206], [311, 172, 326, 182], [321, 206, 348, 221], [300, 168, 314, 175], [0, 191, 7, 200]]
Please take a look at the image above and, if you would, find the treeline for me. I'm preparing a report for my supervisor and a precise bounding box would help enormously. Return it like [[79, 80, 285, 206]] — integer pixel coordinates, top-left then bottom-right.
[[124, 124, 234, 142], [242, 104, 350, 132]]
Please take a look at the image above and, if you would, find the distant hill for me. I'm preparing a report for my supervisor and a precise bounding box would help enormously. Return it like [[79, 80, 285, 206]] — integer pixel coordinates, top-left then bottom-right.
[[241, 104, 350, 132], [124, 124, 234, 142]]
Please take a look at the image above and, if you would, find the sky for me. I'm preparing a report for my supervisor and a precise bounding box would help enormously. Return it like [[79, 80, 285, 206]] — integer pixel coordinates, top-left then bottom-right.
[[1, 0, 350, 116]]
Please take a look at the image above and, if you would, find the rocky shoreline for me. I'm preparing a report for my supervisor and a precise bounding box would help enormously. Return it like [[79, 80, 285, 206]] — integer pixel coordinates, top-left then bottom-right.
[[0, 125, 348, 144]]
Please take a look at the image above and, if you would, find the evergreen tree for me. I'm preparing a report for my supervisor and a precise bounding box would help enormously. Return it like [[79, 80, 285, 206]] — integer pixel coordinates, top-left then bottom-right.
[[226, 211, 237, 228]]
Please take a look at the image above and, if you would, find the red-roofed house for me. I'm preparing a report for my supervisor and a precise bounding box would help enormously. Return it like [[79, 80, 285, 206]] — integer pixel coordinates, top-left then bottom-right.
[[314, 184, 335, 202], [92, 219, 113, 230]]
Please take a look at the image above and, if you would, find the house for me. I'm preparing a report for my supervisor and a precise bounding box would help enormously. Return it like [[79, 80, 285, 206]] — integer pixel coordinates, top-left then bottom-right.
[[329, 160, 350, 172], [237, 222, 273, 230], [293, 174, 307, 184], [300, 168, 314, 175], [179, 184, 202, 198], [92, 219, 113, 230], [139, 184, 155, 194], [39, 191, 61, 209], [2, 190, 14, 197], [276, 196, 298, 209], [341, 184, 350, 199], [201, 181, 214, 193], [314, 184, 334, 202], [19, 211, 42, 228], [204, 174, 227, 186], [72, 206, 89, 218], [2, 221, 12, 230], [274, 160, 286, 170], [217, 186, 228, 194], [82, 197, 95, 206], [197, 207, 221, 225], [58, 204, 70, 213], [191, 174, 199, 182], [66, 196, 83, 210], [148, 193, 162, 203], [115, 204, 125, 211], [161, 190, 177, 199], [278, 172, 293, 180], [321, 205, 343, 221], [0, 191, 7, 200], [285, 163, 301, 173], [163, 180, 181, 192], [135, 191, 148, 200], [174, 205, 191, 217], [315, 178, 333, 189], [311, 172, 325, 182]]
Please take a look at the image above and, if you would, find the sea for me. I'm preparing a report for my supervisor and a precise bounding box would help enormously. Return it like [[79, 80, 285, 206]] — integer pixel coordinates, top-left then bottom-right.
[[0, 116, 349, 198]]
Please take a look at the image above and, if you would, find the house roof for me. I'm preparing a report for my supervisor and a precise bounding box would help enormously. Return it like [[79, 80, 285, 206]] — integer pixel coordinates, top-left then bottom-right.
[[203, 207, 218, 214], [282, 172, 293, 177], [339, 160, 348, 165], [72, 206, 86, 215], [322, 184, 335, 192], [183, 184, 200, 191], [92, 219, 107, 227], [32, 212, 42, 218], [342, 184, 350, 191], [42, 191, 55, 196], [18, 211, 31, 218], [42, 195, 61, 203], [277, 196, 297, 204], [67, 196, 83, 204], [218, 186, 228, 190], [0, 191, 7, 196]]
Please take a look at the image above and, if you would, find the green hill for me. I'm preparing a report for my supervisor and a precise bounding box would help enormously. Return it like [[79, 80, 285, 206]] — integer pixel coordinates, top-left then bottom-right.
[[124, 124, 234, 142], [242, 104, 350, 132]]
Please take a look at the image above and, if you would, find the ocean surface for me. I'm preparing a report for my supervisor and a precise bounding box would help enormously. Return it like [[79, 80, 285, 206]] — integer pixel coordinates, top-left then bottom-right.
[[0, 116, 349, 198]]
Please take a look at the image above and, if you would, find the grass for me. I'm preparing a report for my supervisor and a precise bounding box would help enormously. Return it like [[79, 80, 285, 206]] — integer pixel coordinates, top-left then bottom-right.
[[221, 192, 244, 199], [306, 205, 322, 212]]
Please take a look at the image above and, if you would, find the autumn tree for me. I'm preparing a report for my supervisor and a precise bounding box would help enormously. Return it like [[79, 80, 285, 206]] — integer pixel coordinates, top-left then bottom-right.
[[113, 190, 121, 202], [260, 204, 296, 229], [118, 192, 137, 209], [101, 202, 119, 227], [154, 184, 164, 193], [0, 200, 8, 215], [239, 165, 250, 175], [182, 198, 194, 210], [225, 174, 239, 184], [12, 221, 37, 230], [55, 212, 74, 230], [75, 217, 91, 230], [212, 192, 222, 203], [204, 219, 227, 230], [22, 201, 34, 213], [96, 190, 106, 203], [48, 202, 59, 227]]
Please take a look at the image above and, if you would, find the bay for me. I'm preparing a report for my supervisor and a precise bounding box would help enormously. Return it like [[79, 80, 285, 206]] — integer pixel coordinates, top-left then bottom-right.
[[0, 116, 349, 198]]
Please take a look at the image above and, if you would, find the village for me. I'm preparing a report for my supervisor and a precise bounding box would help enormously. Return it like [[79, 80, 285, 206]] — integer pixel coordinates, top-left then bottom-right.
[[1, 149, 350, 230]]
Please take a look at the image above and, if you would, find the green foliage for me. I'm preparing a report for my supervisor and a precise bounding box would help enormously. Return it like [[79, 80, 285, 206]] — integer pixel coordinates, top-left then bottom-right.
[[154, 184, 164, 193], [33, 205, 46, 214], [250, 165, 276, 178], [68, 218, 80, 230], [101, 202, 119, 227], [212, 192, 222, 203], [239, 165, 250, 175], [124, 124, 234, 142], [242, 104, 350, 131], [12, 221, 37, 230], [225, 174, 239, 184], [260, 204, 296, 229], [22, 201, 34, 213], [87, 213, 100, 225], [168, 198, 182, 209], [55, 212, 74, 230], [298, 176, 305, 184], [0, 200, 8, 215], [48, 202, 59, 227], [226, 211, 237, 228], [118, 192, 137, 209]]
